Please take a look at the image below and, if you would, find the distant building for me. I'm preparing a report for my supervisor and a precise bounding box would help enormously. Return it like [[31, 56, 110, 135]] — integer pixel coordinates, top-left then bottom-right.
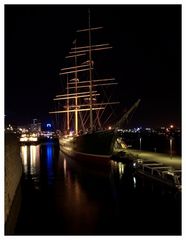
[[30, 119, 41, 132]]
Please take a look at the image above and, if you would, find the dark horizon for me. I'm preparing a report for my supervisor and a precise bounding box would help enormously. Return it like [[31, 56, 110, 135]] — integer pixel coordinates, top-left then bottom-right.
[[5, 4, 181, 129]]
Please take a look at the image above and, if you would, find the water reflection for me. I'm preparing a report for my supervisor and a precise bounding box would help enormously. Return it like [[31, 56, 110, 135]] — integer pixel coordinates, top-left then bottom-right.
[[21, 145, 28, 173], [63, 158, 67, 179], [118, 162, 125, 178], [17, 145, 181, 235], [110, 160, 126, 179], [20, 145, 40, 176], [133, 176, 136, 188], [30, 145, 39, 175], [46, 143, 54, 185], [54, 153, 99, 234]]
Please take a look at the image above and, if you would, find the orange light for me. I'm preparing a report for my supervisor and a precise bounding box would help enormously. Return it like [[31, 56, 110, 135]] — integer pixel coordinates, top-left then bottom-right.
[[170, 125, 174, 128]]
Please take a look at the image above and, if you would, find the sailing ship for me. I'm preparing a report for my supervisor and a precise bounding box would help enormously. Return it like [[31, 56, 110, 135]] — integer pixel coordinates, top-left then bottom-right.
[[49, 11, 141, 162]]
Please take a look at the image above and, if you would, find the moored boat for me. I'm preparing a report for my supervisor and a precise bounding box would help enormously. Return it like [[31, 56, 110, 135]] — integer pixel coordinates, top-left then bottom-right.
[[134, 159, 181, 190], [19, 133, 39, 145]]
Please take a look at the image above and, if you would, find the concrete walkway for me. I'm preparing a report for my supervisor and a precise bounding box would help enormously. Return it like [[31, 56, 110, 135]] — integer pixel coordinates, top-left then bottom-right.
[[125, 149, 181, 170]]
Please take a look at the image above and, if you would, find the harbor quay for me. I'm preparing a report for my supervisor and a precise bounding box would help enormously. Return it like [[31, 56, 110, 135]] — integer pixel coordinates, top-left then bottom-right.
[[5, 133, 23, 234], [125, 149, 181, 170]]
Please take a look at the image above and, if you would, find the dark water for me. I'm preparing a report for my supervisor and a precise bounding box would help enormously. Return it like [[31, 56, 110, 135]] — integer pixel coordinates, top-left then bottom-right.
[[15, 142, 181, 235]]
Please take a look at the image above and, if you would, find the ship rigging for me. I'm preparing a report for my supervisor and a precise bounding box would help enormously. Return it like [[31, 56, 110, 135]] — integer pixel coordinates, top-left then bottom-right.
[[49, 10, 120, 135]]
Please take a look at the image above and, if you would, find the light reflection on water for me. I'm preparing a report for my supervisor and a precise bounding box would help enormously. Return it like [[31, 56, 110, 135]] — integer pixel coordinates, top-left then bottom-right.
[[110, 160, 126, 179], [20, 143, 57, 188], [21, 145, 28, 173], [20, 145, 40, 177], [133, 176, 137, 188], [63, 157, 67, 178], [17, 143, 181, 235], [46, 143, 54, 185], [30, 145, 38, 175]]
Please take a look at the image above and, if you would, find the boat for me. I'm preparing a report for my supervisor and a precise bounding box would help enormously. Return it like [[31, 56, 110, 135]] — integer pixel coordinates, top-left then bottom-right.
[[19, 132, 59, 145], [133, 159, 181, 190], [49, 11, 140, 162], [19, 133, 39, 144]]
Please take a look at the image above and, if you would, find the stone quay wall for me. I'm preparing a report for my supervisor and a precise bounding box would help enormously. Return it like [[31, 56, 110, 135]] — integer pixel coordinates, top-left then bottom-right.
[[5, 133, 23, 233]]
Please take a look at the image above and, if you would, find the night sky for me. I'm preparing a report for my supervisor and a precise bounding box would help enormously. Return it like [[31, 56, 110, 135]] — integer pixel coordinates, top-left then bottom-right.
[[5, 4, 181, 129]]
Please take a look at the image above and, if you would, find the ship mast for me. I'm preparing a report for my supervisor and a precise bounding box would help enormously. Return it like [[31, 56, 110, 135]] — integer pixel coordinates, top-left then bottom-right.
[[88, 9, 93, 131], [49, 10, 119, 134], [74, 40, 79, 135], [66, 75, 70, 132]]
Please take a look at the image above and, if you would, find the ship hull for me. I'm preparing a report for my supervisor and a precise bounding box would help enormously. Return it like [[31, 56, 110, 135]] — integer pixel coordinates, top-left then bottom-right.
[[59, 130, 128, 162], [60, 144, 112, 162]]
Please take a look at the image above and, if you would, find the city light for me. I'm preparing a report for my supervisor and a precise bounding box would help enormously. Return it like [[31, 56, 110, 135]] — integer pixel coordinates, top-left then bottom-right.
[[20, 133, 38, 142]]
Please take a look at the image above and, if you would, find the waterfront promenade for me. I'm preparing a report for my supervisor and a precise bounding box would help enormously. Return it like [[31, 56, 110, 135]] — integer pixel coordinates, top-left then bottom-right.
[[125, 149, 181, 170]]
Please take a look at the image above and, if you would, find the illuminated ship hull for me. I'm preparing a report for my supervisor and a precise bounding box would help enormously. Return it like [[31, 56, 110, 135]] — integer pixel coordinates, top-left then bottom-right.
[[59, 129, 128, 162]]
